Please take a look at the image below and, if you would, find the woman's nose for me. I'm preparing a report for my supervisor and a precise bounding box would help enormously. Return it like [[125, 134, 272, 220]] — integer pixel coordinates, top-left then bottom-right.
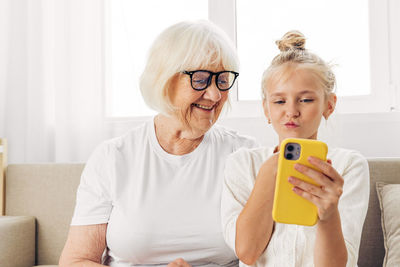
[[203, 81, 222, 102]]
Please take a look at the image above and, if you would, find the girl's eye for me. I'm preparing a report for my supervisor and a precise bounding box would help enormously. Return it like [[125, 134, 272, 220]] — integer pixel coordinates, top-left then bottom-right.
[[300, 98, 314, 103]]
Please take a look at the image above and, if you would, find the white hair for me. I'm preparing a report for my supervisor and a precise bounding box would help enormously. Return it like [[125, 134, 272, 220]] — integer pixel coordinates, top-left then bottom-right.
[[140, 20, 239, 115]]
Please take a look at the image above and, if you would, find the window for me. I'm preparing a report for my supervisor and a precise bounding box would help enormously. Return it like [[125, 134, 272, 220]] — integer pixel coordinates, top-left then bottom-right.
[[236, 0, 370, 100], [105, 0, 207, 118], [215, 0, 396, 115], [106, 0, 398, 118]]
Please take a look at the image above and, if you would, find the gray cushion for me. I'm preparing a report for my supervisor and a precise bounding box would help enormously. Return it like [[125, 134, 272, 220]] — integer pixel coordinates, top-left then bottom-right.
[[358, 158, 400, 267], [376, 182, 400, 267]]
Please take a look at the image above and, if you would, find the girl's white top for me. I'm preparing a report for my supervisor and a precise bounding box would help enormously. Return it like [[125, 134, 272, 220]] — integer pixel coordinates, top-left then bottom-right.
[[71, 117, 257, 267], [221, 146, 370, 267]]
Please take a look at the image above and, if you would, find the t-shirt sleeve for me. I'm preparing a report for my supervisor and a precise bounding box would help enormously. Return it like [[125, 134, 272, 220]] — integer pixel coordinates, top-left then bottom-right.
[[234, 135, 259, 151], [71, 142, 114, 225], [221, 151, 254, 255], [337, 151, 370, 266]]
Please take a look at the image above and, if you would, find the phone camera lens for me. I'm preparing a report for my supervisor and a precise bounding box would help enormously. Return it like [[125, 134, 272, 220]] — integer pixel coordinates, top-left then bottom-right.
[[287, 145, 294, 152], [286, 153, 293, 160]]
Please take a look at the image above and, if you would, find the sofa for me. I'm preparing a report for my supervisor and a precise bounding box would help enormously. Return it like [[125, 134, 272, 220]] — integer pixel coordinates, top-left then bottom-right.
[[1, 164, 84, 267], [0, 159, 399, 267]]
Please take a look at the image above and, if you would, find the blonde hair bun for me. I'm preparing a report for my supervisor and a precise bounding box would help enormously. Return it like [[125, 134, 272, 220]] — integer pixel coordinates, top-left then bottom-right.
[[276, 30, 306, 52]]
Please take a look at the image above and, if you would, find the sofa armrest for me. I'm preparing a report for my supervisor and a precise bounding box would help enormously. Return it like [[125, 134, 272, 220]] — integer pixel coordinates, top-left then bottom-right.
[[0, 216, 35, 267]]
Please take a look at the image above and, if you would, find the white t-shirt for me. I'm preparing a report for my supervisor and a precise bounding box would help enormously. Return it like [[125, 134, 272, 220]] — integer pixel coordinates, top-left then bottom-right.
[[71, 118, 258, 267], [221, 146, 370, 267]]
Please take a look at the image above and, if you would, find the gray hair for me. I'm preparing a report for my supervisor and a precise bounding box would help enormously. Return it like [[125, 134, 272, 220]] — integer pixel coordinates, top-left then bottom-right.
[[140, 20, 239, 115]]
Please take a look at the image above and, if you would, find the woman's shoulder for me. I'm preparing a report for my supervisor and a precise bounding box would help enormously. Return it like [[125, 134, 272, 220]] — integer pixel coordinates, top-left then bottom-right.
[[109, 121, 151, 146], [92, 121, 151, 156], [211, 124, 259, 149]]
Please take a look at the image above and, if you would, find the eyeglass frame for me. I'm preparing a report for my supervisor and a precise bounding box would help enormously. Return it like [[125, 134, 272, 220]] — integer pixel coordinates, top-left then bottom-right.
[[181, 70, 239, 91]]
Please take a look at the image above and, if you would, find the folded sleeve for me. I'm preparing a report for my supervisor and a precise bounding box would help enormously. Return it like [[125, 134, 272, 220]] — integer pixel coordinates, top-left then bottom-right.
[[234, 135, 259, 151], [336, 151, 370, 266], [71, 142, 114, 225], [221, 150, 255, 255]]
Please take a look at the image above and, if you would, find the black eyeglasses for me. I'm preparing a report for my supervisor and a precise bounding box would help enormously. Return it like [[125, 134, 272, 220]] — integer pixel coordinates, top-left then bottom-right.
[[182, 70, 239, 91]]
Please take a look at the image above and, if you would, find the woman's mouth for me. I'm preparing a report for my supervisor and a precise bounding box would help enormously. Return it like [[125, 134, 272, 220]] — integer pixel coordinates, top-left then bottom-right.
[[192, 103, 215, 111]]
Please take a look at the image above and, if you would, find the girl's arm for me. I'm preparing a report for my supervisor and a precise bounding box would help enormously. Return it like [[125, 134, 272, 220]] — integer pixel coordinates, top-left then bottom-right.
[[314, 209, 347, 267], [289, 157, 347, 267], [235, 154, 278, 265]]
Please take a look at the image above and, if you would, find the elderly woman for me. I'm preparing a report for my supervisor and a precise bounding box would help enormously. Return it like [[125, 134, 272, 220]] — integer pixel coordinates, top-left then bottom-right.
[[59, 20, 257, 267]]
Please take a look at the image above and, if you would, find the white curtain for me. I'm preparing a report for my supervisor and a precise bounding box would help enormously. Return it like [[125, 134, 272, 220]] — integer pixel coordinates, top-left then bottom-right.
[[0, 0, 118, 163]]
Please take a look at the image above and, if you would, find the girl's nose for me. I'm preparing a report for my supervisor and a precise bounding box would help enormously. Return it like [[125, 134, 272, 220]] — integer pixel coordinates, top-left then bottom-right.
[[286, 102, 300, 118]]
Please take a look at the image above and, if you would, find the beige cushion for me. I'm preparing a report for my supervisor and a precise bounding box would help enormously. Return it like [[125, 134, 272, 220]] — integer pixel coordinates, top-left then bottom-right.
[[0, 216, 35, 267], [5, 164, 84, 265], [376, 182, 400, 267]]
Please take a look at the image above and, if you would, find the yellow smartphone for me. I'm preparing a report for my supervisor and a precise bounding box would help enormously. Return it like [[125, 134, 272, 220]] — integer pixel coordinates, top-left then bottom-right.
[[272, 138, 328, 226]]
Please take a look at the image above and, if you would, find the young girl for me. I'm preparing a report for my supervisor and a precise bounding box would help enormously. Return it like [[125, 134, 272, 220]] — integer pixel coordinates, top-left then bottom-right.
[[221, 31, 370, 267]]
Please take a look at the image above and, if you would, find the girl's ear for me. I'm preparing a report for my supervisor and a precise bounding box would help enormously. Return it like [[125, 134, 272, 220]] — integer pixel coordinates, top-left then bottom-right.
[[262, 99, 271, 124], [323, 93, 337, 119]]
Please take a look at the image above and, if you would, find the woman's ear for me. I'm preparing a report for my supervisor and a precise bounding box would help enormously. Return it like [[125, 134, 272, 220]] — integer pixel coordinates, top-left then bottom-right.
[[323, 93, 337, 119], [262, 99, 271, 124]]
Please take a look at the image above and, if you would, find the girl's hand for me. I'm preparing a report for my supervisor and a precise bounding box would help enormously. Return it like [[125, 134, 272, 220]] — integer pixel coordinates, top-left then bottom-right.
[[288, 157, 344, 222]]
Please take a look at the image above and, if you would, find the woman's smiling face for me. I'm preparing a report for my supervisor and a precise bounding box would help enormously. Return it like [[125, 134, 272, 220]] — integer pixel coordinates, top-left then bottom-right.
[[263, 66, 336, 143], [168, 67, 229, 136]]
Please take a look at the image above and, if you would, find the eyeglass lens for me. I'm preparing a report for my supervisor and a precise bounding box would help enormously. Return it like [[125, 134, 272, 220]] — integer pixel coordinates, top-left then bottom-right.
[[191, 71, 236, 90]]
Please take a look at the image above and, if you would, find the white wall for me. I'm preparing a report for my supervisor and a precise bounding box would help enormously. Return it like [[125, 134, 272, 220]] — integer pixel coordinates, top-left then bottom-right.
[[106, 112, 400, 159], [219, 112, 400, 158]]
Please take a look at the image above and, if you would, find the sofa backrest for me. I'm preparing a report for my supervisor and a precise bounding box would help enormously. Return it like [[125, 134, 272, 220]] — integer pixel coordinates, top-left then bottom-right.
[[5, 164, 84, 266], [358, 158, 400, 267], [4, 159, 400, 266]]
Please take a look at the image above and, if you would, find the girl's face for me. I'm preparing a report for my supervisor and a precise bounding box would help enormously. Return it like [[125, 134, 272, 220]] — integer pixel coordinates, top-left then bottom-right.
[[263, 67, 336, 144]]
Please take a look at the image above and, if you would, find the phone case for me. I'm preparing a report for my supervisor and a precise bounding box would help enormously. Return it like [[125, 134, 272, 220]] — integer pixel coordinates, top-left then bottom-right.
[[272, 138, 328, 226]]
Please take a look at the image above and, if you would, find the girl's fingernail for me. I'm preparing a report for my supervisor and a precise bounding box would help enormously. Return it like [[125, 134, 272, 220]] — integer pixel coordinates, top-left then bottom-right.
[[294, 164, 303, 170]]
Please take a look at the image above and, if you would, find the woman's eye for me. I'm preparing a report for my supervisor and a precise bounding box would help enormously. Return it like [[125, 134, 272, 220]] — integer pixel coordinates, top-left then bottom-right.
[[273, 100, 285, 104], [193, 79, 207, 84], [300, 98, 314, 103]]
